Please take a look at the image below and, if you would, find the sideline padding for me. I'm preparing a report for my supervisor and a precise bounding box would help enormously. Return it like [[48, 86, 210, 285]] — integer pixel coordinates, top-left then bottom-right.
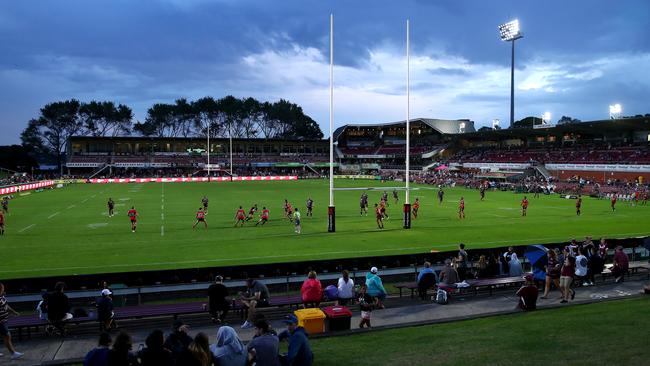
[[87, 176, 298, 183], [0, 180, 55, 195]]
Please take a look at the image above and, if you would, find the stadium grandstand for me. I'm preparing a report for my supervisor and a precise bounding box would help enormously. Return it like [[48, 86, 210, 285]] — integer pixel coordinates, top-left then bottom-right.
[[66, 136, 330, 178]]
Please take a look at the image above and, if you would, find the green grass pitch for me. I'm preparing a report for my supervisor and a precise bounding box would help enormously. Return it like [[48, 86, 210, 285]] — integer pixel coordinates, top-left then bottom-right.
[[1, 179, 649, 279]]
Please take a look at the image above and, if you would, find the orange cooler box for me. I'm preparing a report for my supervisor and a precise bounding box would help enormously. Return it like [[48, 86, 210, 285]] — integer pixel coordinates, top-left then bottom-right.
[[294, 308, 326, 335]]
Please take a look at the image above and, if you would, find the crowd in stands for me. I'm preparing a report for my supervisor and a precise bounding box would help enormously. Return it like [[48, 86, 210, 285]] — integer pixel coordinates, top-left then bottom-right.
[[1, 239, 647, 364], [449, 145, 650, 165]]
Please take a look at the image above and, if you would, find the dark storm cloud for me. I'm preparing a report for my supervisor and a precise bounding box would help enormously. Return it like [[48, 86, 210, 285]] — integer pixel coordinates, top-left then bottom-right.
[[0, 0, 649, 143]]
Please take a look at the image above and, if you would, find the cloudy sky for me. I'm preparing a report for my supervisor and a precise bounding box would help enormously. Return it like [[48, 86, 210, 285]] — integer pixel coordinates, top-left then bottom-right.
[[1, 0, 649, 144]]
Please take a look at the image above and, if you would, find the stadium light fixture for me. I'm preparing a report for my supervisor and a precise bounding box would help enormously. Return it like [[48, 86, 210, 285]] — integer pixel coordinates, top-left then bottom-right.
[[609, 104, 622, 119], [542, 112, 551, 124], [498, 19, 523, 128], [492, 119, 500, 129], [459, 122, 466, 133]]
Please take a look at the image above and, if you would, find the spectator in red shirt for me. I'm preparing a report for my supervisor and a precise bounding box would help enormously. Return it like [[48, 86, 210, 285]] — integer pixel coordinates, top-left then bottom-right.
[[300, 271, 322, 308], [560, 256, 576, 303], [612, 246, 629, 283], [516, 275, 539, 311]]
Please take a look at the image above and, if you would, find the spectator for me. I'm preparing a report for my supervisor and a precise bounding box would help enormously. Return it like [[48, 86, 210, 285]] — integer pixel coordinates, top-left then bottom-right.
[[279, 315, 313, 366], [575, 248, 589, 286], [207, 275, 230, 324], [612, 246, 629, 283], [48, 282, 73, 335], [239, 278, 271, 329], [456, 243, 470, 281], [300, 271, 322, 308], [365, 267, 387, 309], [164, 320, 193, 363], [107, 331, 138, 366], [210, 326, 247, 366], [247, 319, 280, 366], [179, 332, 214, 366], [515, 275, 539, 311], [583, 236, 595, 259], [474, 255, 489, 278], [598, 238, 608, 260], [336, 270, 355, 306], [138, 329, 173, 366], [416, 262, 438, 300], [0, 283, 23, 360], [488, 252, 502, 276], [84, 332, 112, 366], [508, 253, 523, 277], [642, 283, 650, 295], [97, 289, 115, 331], [36, 292, 49, 321], [541, 249, 561, 299], [357, 284, 374, 328], [560, 256, 576, 304], [502, 246, 514, 274], [439, 259, 459, 285], [587, 247, 604, 286]]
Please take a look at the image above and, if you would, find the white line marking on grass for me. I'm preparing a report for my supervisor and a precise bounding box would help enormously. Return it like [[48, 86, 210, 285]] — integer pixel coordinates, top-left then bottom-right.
[[161, 226, 164, 236], [67, 205, 76, 209], [47, 212, 60, 219], [81, 198, 88, 203], [488, 213, 507, 218], [19, 224, 35, 232]]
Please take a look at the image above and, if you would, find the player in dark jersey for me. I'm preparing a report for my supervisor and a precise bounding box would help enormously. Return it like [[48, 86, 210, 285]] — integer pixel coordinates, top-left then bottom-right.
[[479, 184, 486, 201], [193, 207, 207, 229], [360, 193, 368, 216], [234, 206, 246, 227], [283, 199, 289, 216], [374, 203, 384, 229], [643, 191, 648, 206], [576, 196, 582, 216], [438, 188, 444, 205], [306, 197, 314, 217], [2, 196, 9, 213], [202, 196, 209, 214], [392, 189, 399, 203], [611, 194, 617, 212], [107, 198, 115, 217], [127, 206, 138, 232], [382, 191, 389, 205], [521, 196, 529, 217], [255, 207, 270, 226], [412, 198, 420, 219], [0, 210, 5, 235], [246, 204, 258, 221], [458, 197, 465, 219]]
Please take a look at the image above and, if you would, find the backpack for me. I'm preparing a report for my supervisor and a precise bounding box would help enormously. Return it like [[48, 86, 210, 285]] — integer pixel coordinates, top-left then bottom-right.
[[435, 289, 448, 305]]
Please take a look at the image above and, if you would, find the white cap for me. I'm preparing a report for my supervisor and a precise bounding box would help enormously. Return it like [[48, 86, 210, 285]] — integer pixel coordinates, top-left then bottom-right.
[[101, 289, 112, 296], [370, 267, 378, 274]]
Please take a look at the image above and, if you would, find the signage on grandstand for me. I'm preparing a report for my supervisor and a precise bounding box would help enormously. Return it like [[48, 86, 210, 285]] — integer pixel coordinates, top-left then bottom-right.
[[461, 162, 531, 170], [66, 162, 102, 168], [546, 163, 650, 173], [533, 124, 553, 129], [357, 154, 387, 159]]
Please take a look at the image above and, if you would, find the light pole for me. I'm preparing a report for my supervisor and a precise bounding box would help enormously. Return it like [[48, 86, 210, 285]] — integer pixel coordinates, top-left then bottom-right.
[[499, 19, 523, 128], [609, 104, 622, 119]]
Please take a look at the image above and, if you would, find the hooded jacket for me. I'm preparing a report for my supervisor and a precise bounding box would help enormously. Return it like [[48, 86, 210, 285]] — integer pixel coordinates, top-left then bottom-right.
[[365, 272, 387, 297]]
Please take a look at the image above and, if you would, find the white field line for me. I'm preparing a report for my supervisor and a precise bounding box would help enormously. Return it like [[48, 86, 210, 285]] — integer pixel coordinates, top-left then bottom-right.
[[18, 224, 35, 233], [161, 226, 165, 236], [47, 212, 60, 219], [67, 204, 76, 209]]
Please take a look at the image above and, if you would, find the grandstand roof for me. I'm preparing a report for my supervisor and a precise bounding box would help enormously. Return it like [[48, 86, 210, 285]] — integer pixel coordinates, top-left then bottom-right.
[[333, 118, 475, 140], [460, 116, 650, 140], [69, 136, 327, 143]]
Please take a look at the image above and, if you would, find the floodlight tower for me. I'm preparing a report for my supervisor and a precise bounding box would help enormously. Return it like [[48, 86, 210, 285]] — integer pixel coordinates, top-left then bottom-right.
[[499, 19, 523, 127], [542, 112, 551, 125], [609, 104, 622, 119]]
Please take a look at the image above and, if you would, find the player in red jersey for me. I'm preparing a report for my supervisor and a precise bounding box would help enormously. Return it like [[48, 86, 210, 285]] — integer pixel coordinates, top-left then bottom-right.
[[412, 198, 420, 219], [193, 207, 207, 229], [611, 194, 617, 212], [286, 203, 294, 222], [634, 191, 640, 207], [379, 200, 388, 220], [374, 203, 384, 229], [458, 197, 465, 219], [521, 196, 529, 217], [575, 196, 582, 216], [255, 207, 270, 226], [127, 206, 138, 232], [234, 206, 246, 227], [0, 210, 5, 235]]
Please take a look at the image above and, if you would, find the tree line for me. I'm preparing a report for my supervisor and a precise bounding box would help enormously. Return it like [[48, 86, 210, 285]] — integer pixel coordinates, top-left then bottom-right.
[[20, 96, 324, 171]]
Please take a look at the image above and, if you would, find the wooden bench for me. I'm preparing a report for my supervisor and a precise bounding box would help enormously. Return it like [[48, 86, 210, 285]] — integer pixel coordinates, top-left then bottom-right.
[[395, 275, 529, 299]]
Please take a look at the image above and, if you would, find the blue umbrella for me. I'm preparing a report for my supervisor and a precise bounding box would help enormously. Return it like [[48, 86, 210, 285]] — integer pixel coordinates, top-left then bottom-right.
[[525, 244, 548, 268]]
